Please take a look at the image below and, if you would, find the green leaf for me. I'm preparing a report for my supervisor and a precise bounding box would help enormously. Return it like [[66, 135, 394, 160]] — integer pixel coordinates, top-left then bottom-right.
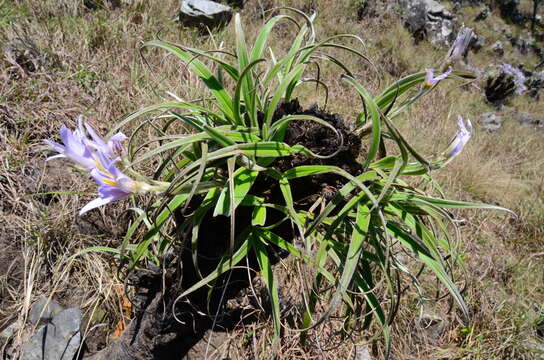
[[213, 167, 259, 217], [387, 222, 469, 319], [308, 204, 371, 329], [144, 40, 236, 122], [174, 235, 250, 301], [263, 64, 305, 138], [342, 75, 381, 165], [252, 205, 267, 226], [252, 232, 281, 345]]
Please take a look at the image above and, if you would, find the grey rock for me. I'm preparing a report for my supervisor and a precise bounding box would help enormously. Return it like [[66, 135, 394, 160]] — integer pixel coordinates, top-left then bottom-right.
[[357, 0, 393, 19], [479, 112, 503, 132], [179, 0, 233, 27], [516, 113, 544, 127], [470, 34, 485, 53], [526, 70, 544, 99], [22, 308, 82, 360], [510, 36, 534, 55], [491, 41, 504, 57], [3, 38, 46, 75], [29, 298, 64, 326], [399, 0, 456, 48], [474, 5, 489, 21], [355, 346, 372, 360]]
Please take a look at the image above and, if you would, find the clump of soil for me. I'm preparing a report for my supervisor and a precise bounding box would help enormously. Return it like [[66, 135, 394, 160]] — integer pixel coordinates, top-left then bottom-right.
[[270, 99, 363, 205]]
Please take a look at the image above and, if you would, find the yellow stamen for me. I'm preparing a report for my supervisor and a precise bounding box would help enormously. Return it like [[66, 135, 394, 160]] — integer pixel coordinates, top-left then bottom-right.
[[103, 178, 117, 187]]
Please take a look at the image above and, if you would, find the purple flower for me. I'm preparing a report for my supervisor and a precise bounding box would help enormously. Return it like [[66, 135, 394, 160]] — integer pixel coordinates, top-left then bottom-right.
[[44, 117, 150, 214], [44, 117, 127, 170], [424, 68, 452, 87], [83, 121, 127, 158], [43, 122, 97, 170], [500, 63, 527, 95], [446, 116, 472, 160], [79, 151, 139, 215]]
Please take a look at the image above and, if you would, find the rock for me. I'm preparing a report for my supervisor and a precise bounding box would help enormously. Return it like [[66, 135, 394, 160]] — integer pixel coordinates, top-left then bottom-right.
[[474, 5, 489, 21], [526, 70, 544, 99], [516, 113, 544, 128], [491, 41, 504, 57], [470, 34, 485, 53], [479, 112, 503, 132], [399, 0, 456, 48], [22, 308, 82, 360], [29, 297, 64, 325], [3, 38, 46, 76], [355, 346, 372, 360], [357, 0, 392, 19], [179, 0, 233, 28]]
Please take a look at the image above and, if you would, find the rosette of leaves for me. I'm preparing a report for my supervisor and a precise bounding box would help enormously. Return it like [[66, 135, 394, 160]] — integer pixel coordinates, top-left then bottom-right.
[[100, 10, 508, 355]]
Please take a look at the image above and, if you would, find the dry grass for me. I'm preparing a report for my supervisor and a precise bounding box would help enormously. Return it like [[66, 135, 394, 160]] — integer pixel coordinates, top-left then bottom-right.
[[1, 0, 544, 358]]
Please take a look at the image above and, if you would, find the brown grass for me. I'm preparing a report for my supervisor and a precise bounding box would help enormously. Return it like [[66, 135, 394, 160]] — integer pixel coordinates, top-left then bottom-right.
[[1, 0, 544, 358]]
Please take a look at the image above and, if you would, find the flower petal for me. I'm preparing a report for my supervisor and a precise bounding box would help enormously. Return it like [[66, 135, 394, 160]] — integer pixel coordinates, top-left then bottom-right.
[[79, 197, 115, 215], [43, 139, 65, 153], [45, 154, 66, 162]]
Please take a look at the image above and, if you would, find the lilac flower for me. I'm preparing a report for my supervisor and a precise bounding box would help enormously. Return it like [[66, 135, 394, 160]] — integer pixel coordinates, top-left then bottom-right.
[[500, 63, 527, 95], [44, 118, 153, 214], [43, 117, 128, 170], [445, 116, 472, 161], [43, 122, 97, 170], [445, 26, 475, 65], [424, 68, 452, 87], [83, 121, 127, 158], [79, 151, 144, 215]]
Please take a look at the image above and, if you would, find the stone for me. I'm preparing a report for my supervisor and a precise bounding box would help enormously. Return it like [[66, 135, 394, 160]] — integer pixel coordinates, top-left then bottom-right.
[[474, 5, 489, 21], [179, 0, 233, 28], [3, 38, 46, 76], [479, 112, 503, 132], [470, 34, 485, 53], [357, 0, 392, 19], [29, 297, 64, 326], [526, 70, 544, 99], [399, 0, 456, 48], [355, 346, 372, 360], [491, 41, 504, 57], [21, 308, 82, 360], [516, 113, 544, 128]]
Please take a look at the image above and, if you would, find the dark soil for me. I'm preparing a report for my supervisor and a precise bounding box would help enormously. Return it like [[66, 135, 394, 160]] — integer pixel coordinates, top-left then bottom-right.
[[271, 100, 363, 206]]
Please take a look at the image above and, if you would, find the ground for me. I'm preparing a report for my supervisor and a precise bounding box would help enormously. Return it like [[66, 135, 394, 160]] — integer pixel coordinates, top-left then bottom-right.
[[1, 0, 544, 359]]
